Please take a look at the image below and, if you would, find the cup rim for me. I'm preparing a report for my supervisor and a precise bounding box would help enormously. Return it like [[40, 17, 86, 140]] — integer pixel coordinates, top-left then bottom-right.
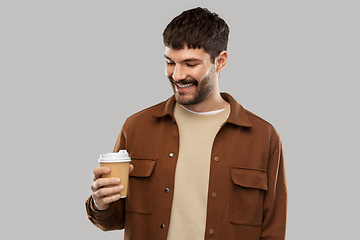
[[98, 158, 131, 163]]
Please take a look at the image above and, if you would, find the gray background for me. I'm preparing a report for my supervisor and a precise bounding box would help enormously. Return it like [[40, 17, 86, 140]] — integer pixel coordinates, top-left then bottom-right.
[[1, 0, 359, 239]]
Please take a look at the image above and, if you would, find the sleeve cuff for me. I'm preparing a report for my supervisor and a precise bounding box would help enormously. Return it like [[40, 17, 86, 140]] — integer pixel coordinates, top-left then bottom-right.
[[86, 195, 116, 220]]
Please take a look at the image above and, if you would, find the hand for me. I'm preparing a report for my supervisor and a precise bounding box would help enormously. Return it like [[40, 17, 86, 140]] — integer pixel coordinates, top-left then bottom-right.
[[91, 167, 122, 211], [90, 165, 134, 211]]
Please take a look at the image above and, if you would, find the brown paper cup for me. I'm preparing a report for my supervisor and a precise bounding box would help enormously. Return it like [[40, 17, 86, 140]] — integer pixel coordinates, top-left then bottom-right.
[[99, 150, 131, 198]]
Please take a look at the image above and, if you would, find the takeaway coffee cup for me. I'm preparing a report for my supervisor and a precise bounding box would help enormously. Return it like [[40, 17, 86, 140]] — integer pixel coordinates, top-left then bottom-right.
[[99, 150, 131, 198]]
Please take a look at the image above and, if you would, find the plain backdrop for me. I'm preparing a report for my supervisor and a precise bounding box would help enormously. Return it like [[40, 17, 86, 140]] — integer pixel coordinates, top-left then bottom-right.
[[1, 0, 359, 239]]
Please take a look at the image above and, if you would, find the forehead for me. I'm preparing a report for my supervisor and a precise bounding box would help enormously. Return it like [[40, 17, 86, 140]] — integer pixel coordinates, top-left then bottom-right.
[[164, 46, 211, 62]]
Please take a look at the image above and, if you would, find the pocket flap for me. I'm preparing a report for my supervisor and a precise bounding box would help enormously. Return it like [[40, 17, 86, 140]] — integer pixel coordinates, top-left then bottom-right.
[[230, 167, 268, 190], [130, 158, 156, 177]]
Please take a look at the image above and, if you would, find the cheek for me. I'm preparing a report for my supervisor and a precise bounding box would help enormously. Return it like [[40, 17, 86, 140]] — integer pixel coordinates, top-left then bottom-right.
[[165, 66, 173, 78], [193, 68, 210, 80]]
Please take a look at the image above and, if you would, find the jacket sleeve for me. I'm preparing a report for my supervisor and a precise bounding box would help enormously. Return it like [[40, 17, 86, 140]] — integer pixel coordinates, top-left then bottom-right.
[[261, 139, 287, 239], [85, 196, 126, 231], [85, 125, 127, 231]]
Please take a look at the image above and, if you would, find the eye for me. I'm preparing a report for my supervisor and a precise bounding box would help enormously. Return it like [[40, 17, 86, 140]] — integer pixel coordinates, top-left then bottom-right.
[[186, 63, 198, 67], [166, 61, 175, 66]]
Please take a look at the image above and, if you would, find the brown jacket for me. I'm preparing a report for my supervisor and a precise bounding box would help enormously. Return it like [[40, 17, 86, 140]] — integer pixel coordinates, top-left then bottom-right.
[[86, 93, 287, 240]]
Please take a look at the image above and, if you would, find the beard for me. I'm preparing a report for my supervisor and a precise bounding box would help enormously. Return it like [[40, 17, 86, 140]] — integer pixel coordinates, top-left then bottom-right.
[[169, 72, 216, 106]]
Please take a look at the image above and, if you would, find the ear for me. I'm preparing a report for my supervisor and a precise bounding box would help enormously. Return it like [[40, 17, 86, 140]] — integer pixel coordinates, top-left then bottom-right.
[[216, 51, 228, 73]]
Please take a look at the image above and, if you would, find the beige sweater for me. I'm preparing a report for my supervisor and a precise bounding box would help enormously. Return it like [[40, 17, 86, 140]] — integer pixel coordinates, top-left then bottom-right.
[[167, 103, 230, 240]]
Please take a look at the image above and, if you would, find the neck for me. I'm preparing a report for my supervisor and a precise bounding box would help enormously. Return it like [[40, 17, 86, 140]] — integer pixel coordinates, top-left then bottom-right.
[[181, 91, 228, 113]]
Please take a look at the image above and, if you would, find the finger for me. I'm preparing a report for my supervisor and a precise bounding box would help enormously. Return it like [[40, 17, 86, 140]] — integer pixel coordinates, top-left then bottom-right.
[[95, 194, 121, 207], [129, 164, 134, 173], [102, 194, 121, 204], [93, 167, 111, 180], [92, 185, 123, 210], [91, 177, 120, 192], [94, 185, 124, 198]]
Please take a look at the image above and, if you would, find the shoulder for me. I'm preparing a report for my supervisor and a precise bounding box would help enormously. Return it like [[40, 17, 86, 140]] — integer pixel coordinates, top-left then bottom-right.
[[122, 100, 169, 129], [244, 108, 280, 144], [129, 101, 166, 119], [246, 109, 276, 129], [224, 92, 279, 138]]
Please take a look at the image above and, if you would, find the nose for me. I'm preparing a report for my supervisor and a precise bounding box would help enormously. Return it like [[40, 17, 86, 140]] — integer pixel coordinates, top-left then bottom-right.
[[172, 64, 186, 82]]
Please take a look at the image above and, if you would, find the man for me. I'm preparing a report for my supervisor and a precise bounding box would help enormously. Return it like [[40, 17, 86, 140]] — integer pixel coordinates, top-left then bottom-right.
[[86, 7, 287, 240]]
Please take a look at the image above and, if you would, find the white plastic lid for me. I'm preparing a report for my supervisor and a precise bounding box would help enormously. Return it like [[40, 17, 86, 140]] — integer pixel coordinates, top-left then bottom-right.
[[99, 150, 131, 163]]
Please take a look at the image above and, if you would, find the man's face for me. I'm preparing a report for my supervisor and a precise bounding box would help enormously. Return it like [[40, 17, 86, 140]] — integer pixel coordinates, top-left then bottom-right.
[[164, 46, 218, 106]]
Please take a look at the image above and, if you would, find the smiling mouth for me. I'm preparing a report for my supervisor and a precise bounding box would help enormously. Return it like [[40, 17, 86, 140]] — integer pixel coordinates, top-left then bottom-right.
[[170, 77, 197, 90], [175, 82, 195, 89]]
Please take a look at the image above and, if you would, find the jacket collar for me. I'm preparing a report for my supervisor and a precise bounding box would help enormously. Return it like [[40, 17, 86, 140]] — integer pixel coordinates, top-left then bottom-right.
[[152, 92, 252, 127]]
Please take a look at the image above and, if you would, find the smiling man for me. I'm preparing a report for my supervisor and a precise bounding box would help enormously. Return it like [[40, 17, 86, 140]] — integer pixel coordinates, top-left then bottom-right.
[[164, 46, 228, 112], [86, 7, 287, 240]]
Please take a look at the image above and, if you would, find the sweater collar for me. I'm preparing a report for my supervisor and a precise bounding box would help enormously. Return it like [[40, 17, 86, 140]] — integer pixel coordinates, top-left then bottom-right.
[[152, 92, 252, 127]]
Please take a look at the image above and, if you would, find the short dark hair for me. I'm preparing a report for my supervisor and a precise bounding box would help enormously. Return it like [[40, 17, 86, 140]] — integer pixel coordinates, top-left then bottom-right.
[[163, 7, 229, 63]]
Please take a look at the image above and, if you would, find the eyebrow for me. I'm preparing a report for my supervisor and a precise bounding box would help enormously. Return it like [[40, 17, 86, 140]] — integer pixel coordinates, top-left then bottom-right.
[[164, 55, 202, 63]]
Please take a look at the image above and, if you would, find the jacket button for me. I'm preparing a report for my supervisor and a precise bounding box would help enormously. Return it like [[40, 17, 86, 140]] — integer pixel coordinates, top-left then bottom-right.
[[169, 153, 174, 157], [165, 188, 170, 193], [209, 229, 215, 234], [212, 192, 217, 198], [214, 156, 219, 162], [161, 224, 165, 229]]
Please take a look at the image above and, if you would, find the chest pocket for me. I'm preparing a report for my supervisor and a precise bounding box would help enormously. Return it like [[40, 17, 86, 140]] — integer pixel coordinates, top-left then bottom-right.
[[230, 167, 267, 227], [125, 158, 156, 215]]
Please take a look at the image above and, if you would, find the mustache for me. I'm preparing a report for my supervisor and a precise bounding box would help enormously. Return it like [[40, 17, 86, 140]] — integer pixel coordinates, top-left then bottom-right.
[[169, 76, 198, 86]]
